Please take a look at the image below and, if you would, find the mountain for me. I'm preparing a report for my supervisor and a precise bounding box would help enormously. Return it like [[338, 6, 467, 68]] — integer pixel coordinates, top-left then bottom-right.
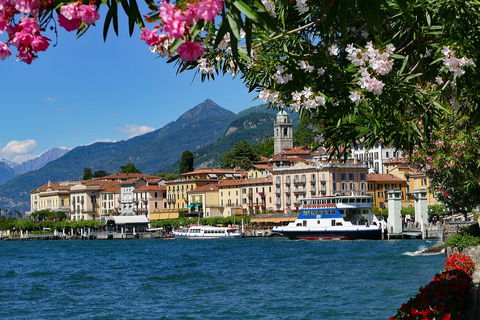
[[0, 148, 70, 185], [161, 109, 300, 173], [0, 162, 16, 185], [12, 147, 71, 175], [0, 99, 237, 212]]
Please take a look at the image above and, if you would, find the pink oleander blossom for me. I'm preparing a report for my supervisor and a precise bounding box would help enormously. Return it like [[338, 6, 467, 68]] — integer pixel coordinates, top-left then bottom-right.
[[0, 41, 12, 60], [194, 0, 223, 22], [163, 19, 185, 38], [58, 3, 100, 32], [17, 49, 34, 64], [60, 3, 78, 20], [140, 27, 161, 46], [58, 13, 82, 31], [31, 35, 50, 52], [77, 5, 100, 25], [177, 41, 204, 61]]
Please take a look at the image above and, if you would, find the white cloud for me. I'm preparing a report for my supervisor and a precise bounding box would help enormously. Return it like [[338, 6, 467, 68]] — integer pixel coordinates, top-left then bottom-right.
[[80, 138, 115, 147], [116, 124, 155, 139], [0, 139, 37, 163]]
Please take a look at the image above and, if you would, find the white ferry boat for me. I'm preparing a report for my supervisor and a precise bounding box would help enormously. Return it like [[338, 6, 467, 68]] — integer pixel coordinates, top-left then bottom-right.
[[272, 195, 383, 240], [173, 225, 243, 239]]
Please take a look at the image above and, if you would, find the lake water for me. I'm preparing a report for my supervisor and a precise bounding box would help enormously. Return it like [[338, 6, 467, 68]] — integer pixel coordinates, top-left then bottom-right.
[[0, 238, 445, 320]]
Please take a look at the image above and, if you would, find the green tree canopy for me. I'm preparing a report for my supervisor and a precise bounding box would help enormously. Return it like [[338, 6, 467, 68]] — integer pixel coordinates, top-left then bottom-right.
[[254, 136, 274, 158], [93, 170, 110, 178], [293, 115, 317, 148], [82, 167, 93, 180], [220, 140, 260, 170], [119, 163, 142, 174], [179, 150, 194, 174]]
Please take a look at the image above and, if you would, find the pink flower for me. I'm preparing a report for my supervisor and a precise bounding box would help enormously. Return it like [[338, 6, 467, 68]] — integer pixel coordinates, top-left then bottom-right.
[[17, 49, 34, 64], [58, 13, 82, 32], [140, 28, 161, 46], [77, 5, 100, 25], [31, 35, 50, 52], [194, 0, 223, 22], [0, 41, 12, 60], [177, 41, 204, 61], [164, 19, 185, 38], [60, 3, 78, 20]]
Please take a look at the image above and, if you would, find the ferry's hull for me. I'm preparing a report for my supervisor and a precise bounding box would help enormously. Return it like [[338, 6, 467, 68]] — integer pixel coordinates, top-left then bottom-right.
[[173, 233, 243, 239], [274, 228, 382, 240]]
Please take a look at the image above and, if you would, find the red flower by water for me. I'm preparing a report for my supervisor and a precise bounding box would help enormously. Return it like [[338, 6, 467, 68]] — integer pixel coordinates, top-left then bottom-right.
[[391, 253, 474, 319]]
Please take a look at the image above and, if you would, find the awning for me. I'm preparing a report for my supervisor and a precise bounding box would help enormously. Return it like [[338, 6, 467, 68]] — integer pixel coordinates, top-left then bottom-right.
[[149, 213, 161, 220], [158, 212, 180, 220], [187, 204, 194, 208], [195, 203, 201, 208], [251, 217, 297, 223]]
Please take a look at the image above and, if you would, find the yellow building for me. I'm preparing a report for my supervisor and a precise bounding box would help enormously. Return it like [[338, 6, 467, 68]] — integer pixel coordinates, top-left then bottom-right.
[[218, 179, 244, 217], [166, 169, 243, 211], [30, 181, 75, 214], [187, 184, 221, 218], [367, 174, 407, 209], [383, 158, 439, 206]]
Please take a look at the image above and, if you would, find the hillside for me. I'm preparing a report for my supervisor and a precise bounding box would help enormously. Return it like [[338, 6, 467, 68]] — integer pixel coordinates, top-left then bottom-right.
[[161, 110, 300, 173]]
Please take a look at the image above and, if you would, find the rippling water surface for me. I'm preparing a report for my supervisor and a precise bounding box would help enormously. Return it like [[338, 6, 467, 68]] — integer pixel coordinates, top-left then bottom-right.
[[0, 238, 445, 319]]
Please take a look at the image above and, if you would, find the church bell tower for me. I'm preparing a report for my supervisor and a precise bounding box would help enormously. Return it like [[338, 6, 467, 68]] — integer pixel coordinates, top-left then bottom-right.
[[274, 110, 293, 155]]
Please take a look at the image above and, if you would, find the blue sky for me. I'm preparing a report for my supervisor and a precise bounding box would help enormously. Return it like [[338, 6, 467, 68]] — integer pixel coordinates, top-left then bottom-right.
[[1, 11, 260, 163]]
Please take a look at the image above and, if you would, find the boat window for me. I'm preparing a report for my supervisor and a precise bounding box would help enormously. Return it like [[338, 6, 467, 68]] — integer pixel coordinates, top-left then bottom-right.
[[336, 222, 343, 226], [303, 220, 307, 227], [361, 198, 366, 203], [342, 198, 348, 203], [317, 220, 321, 224], [331, 220, 336, 226], [349, 198, 355, 203]]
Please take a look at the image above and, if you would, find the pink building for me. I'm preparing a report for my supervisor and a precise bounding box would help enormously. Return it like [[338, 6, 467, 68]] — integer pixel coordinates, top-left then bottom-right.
[[133, 185, 167, 219], [272, 161, 368, 213]]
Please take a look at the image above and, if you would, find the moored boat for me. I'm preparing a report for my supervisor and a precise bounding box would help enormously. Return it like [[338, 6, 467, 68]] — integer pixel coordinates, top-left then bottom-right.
[[173, 225, 243, 239], [272, 195, 383, 240]]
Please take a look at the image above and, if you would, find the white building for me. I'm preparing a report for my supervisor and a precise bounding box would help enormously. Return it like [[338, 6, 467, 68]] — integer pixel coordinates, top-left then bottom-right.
[[351, 142, 403, 174]]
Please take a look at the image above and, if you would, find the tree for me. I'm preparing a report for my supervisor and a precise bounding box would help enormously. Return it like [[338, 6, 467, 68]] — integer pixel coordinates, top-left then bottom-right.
[[157, 173, 180, 181], [293, 115, 317, 148], [83, 167, 93, 180], [408, 111, 480, 215], [220, 140, 260, 169], [93, 170, 110, 178], [254, 136, 274, 158], [179, 150, 194, 174], [119, 163, 141, 174]]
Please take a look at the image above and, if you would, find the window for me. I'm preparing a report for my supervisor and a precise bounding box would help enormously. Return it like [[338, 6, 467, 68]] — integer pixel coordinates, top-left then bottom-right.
[[360, 173, 366, 180], [378, 183, 383, 190], [155, 192, 158, 198], [332, 173, 336, 181], [378, 191, 383, 198], [386, 151, 389, 158], [374, 152, 379, 160], [342, 183, 347, 191], [155, 202, 158, 209], [333, 183, 336, 191], [349, 173, 354, 180], [350, 183, 355, 190], [341, 173, 346, 180]]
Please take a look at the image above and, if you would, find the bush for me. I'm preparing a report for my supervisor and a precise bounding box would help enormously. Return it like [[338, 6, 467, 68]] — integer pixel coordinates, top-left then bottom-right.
[[444, 233, 480, 248]]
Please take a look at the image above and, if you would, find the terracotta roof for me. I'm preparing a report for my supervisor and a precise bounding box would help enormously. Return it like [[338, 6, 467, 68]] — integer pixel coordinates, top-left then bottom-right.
[[81, 180, 120, 191], [31, 182, 72, 193], [217, 179, 245, 187], [250, 164, 273, 171], [101, 185, 121, 193], [241, 177, 273, 185], [120, 178, 146, 185], [367, 174, 405, 182], [188, 184, 219, 193], [134, 185, 163, 192], [282, 146, 312, 155]]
